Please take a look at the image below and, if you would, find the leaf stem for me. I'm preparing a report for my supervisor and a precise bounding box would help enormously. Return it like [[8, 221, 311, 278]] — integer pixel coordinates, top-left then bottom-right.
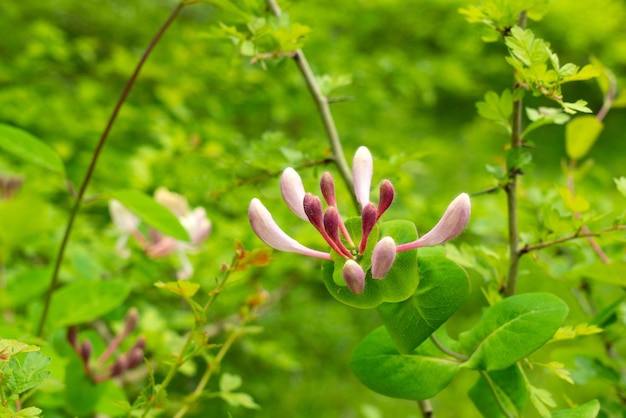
[[418, 400, 434, 417], [429, 335, 469, 360], [265, 0, 358, 212], [36, 2, 186, 337], [503, 11, 527, 298]]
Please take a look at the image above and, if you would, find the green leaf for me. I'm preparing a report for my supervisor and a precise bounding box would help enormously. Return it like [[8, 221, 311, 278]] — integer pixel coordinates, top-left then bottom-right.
[[111, 189, 189, 242], [7, 352, 51, 395], [469, 365, 529, 418], [551, 400, 600, 418], [220, 392, 261, 410], [47, 279, 131, 329], [476, 90, 513, 131], [564, 261, 626, 286], [377, 247, 469, 353], [0, 339, 40, 361], [459, 293, 568, 370], [350, 326, 461, 400], [615, 177, 626, 197], [321, 220, 418, 309], [155, 280, 200, 297], [565, 116, 603, 160], [220, 373, 243, 392], [65, 356, 105, 416], [0, 124, 65, 176], [505, 27, 550, 67]]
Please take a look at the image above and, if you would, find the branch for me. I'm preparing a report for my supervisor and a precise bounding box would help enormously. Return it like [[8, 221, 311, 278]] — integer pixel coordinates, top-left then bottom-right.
[[36, 2, 186, 337], [265, 0, 358, 211], [519, 225, 626, 255]]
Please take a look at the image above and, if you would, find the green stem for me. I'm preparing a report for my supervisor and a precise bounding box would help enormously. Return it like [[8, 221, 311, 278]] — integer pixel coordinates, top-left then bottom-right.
[[429, 335, 468, 360], [173, 317, 248, 418], [503, 11, 527, 298], [265, 0, 358, 212], [138, 252, 238, 417], [36, 2, 186, 337]]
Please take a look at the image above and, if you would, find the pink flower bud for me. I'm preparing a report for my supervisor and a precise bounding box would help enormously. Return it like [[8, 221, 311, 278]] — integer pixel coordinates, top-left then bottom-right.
[[320, 172, 337, 207], [342, 260, 365, 294], [80, 339, 92, 363], [377, 180, 394, 220], [303, 193, 325, 230], [124, 308, 139, 334], [396, 193, 471, 252], [353, 146, 373, 210], [371, 237, 397, 279], [359, 203, 378, 253], [281, 168, 309, 221]]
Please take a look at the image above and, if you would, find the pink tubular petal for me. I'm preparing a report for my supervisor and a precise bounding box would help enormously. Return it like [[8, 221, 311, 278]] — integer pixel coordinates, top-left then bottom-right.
[[342, 260, 365, 294], [396, 193, 471, 252], [281, 168, 308, 221], [371, 236, 397, 279], [320, 172, 337, 207], [324, 207, 351, 256], [248, 198, 331, 260], [352, 146, 373, 210]]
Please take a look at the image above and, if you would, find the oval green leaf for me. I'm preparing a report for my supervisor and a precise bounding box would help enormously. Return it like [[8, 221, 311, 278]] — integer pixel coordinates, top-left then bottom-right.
[[565, 115, 603, 160], [460, 293, 568, 371], [378, 246, 470, 353], [350, 326, 461, 400], [551, 399, 600, 418], [112, 189, 189, 242], [469, 365, 529, 417], [321, 220, 418, 309], [0, 123, 65, 175], [47, 279, 131, 330]]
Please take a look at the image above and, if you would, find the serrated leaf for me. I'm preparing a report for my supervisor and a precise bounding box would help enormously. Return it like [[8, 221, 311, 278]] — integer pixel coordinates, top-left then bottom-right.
[[377, 247, 469, 353], [155, 280, 200, 297], [111, 189, 189, 242], [350, 326, 461, 400], [0, 340, 40, 361], [47, 279, 131, 329], [0, 124, 65, 176], [557, 187, 590, 213], [566, 116, 603, 160], [220, 392, 261, 409], [7, 352, 51, 394], [460, 293, 568, 370]]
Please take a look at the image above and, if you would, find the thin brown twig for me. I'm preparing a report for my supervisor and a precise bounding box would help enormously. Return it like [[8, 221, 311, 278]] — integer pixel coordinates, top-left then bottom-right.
[[519, 225, 626, 255], [36, 2, 186, 337]]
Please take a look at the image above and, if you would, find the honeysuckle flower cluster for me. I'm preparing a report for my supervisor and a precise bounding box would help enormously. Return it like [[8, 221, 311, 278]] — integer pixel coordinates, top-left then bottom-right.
[[67, 308, 145, 383], [109, 187, 211, 279], [249, 146, 471, 294]]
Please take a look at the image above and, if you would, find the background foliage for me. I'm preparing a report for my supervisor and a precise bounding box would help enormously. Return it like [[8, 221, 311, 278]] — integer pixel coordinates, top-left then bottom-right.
[[1, 0, 626, 416]]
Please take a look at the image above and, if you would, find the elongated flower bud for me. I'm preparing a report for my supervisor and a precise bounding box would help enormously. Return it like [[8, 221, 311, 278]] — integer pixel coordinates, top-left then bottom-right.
[[342, 260, 365, 294], [377, 180, 394, 220], [320, 172, 337, 207], [353, 146, 373, 210], [324, 206, 347, 253], [359, 203, 378, 253], [303, 193, 325, 230], [281, 168, 309, 221], [249, 199, 331, 260], [371, 237, 397, 279], [396, 193, 471, 252]]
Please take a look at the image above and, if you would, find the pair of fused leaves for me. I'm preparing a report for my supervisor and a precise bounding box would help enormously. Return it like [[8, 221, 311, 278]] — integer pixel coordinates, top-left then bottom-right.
[[351, 292, 568, 401]]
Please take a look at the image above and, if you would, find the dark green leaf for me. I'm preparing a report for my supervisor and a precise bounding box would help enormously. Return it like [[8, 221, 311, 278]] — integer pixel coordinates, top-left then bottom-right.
[[460, 293, 568, 370], [112, 189, 189, 242], [0, 124, 65, 175], [351, 326, 461, 400], [377, 247, 469, 353]]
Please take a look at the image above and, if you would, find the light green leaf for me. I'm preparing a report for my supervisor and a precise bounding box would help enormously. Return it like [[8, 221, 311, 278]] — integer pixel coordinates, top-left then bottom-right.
[[7, 352, 51, 394], [551, 400, 600, 418], [565, 261, 626, 286], [351, 326, 461, 400], [460, 293, 568, 370], [112, 189, 189, 242], [566, 116, 603, 160], [469, 365, 529, 418], [377, 247, 469, 353], [322, 220, 418, 309], [155, 280, 200, 298], [615, 177, 626, 197], [0, 339, 40, 361], [220, 392, 261, 410], [220, 373, 243, 392], [47, 279, 131, 329], [0, 124, 65, 176]]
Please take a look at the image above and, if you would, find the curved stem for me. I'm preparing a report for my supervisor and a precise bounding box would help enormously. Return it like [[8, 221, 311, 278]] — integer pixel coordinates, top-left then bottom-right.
[[265, 0, 358, 212], [429, 335, 469, 361], [36, 2, 185, 337], [503, 11, 527, 298]]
